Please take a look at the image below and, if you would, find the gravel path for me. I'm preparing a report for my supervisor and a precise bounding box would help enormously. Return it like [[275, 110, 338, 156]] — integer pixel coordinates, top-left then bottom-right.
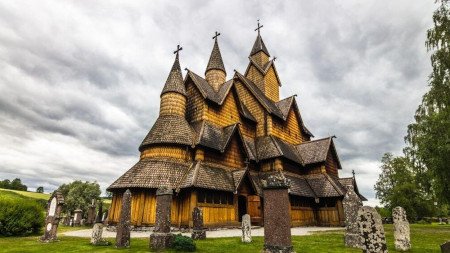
[[62, 226, 343, 238]]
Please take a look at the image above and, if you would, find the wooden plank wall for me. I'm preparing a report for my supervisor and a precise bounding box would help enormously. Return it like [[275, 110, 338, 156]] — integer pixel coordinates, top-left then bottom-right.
[[246, 65, 264, 93], [140, 146, 190, 161], [205, 92, 240, 127], [263, 66, 280, 102], [198, 203, 237, 226], [235, 81, 266, 137], [203, 135, 246, 168], [160, 92, 186, 116], [317, 207, 340, 226], [325, 150, 339, 176], [271, 109, 303, 145], [291, 207, 315, 226], [186, 82, 205, 123]]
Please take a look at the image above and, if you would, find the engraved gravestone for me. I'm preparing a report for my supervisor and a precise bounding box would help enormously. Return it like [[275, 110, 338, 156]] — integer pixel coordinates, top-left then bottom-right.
[[357, 206, 388, 253], [342, 185, 363, 248], [40, 192, 64, 242], [150, 187, 174, 250], [393, 206, 411, 251], [192, 207, 206, 240], [116, 189, 132, 248], [241, 214, 252, 243]]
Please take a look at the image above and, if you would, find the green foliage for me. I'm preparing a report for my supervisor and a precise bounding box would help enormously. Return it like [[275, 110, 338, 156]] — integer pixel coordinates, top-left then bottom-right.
[[0, 178, 27, 191], [172, 234, 196, 252], [375, 206, 391, 218], [56, 181, 101, 217], [0, 191, 44, 236], [405, 0, 450, 204], [374, 153, 435, 219], [36, 187, 44, 193]]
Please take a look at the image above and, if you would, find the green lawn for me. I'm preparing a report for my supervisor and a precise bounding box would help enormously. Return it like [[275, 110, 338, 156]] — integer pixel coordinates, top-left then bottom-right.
[[0, 189, 50, 200], [0, 224, 448, 252]]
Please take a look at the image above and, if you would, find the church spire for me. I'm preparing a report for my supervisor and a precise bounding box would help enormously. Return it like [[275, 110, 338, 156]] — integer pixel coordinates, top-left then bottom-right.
[[205, 31, 226, 91], [249, 20, 270, 57], [161, 45, 186, 97]]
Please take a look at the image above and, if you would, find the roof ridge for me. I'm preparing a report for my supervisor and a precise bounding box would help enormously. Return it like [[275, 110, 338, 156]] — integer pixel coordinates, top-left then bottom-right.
[[191, 161, 201, 187], [298, 136, 332, 145], [324, 173, 345, 196], [250, 33, 270, 57], [175, 161, 196, 193]]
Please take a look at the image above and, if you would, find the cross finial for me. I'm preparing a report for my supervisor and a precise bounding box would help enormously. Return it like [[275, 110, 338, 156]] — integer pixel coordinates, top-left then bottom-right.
[[255, 19, 263, 35], [212, 31, 221, 40], [173, 45, 183, 55], [352, 170, 355, 178]]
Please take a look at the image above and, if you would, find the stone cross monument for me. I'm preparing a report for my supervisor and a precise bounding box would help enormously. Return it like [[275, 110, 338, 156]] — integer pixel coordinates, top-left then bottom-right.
[[191, 207, 206, 240], [150, 187, 174, 250], [40, 191, 65, 242], [241, 214, 252, 243], [356, 206, 388, 253], [342, 185, 363, 248], [261, 172, 294, 253], [116, 189, 132, 248], [392, 206, 411, 251]]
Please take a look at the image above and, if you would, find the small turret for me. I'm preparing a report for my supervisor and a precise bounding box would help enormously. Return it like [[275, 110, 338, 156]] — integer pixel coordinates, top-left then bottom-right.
[[205, 31, 226, 91], [160, 45, 187, 117], [249, 20, 270, 67]]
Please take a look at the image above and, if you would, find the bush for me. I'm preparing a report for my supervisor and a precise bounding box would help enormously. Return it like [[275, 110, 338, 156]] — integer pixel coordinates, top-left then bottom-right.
[[0, 193, 45, 236], [172, 233, 196, 252]]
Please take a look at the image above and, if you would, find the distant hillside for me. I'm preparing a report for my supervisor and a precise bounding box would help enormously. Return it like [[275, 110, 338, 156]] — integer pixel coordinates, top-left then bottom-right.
[[0, 188, 50, 200]]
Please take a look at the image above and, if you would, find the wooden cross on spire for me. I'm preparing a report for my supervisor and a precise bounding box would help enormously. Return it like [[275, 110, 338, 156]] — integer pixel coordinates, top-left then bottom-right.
[[173, 45, 183, 55], [255, 19, 263, 35], [212, 31, 221, 40]]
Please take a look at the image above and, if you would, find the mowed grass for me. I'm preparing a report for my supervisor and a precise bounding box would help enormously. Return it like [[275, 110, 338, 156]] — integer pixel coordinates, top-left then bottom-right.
[[0, 224, 449, 253], [0, 189, 50, 200]]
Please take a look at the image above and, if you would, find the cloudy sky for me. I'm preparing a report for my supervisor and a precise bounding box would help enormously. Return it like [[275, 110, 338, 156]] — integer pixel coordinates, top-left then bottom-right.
[[0, 1, 436, 206]]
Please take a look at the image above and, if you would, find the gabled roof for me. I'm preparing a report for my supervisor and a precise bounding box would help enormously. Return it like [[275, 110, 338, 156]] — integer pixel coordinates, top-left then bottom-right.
[[255, 135, 303, 164], [206, 38, 226, 74], [186, 70, 233, 105], [296, 137, 332, 165], [339, 177, 368, 201], [244, 58, 281, 85], [250, 34, 270, 57], [139, 115, 194, 151], [161, 53, 186, 96]]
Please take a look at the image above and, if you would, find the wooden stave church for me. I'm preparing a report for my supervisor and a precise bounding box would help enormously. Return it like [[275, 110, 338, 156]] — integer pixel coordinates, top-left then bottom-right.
[[107, 28, 366, 228]]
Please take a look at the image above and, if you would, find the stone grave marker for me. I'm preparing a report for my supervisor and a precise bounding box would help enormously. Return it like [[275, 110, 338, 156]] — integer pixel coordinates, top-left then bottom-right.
[[261, 172, 294, 253], [91, 201, 109, 246], [241, 214, 252, 243], [40, 191, 65, 242], [441, 241, 450, 253], [87, 199, 96, 225], [393, 206, 411, 251], [191, 207, 206, 240], [150, 187, 174, 250], [116, 189, 132, 248], [102, 209, 108, 224], [357, 206, 388, 253], [73, 208, 82, 226], [342, 185, 363, 248]]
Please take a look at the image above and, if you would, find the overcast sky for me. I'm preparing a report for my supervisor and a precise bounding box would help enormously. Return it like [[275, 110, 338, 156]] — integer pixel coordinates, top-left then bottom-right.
[[0, 1, 436, 206]]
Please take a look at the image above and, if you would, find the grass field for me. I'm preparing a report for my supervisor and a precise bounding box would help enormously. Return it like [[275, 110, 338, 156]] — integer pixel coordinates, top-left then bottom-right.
[[0, 224, 448, 252], [0, 189, 50, 200]]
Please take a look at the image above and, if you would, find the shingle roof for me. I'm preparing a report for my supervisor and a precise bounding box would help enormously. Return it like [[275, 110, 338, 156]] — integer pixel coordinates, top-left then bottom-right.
[[242, 136, 256, 161], [161, 53, 186, 96], [255, 135, 303, 164], [296, 137, 332, 165], [139, 115, 194, 151], [305, 173, 342, 198], [245, 58, 281, 85], [186, 70, 233, 105], [192, 121, 241, 153], [250, 34, 270, 57], [206, 38, 226, 74], [108, 158, 191, 190], [284, 173, 316, 198], [179, 161, 239, 192], [338, 177, 368, 201]]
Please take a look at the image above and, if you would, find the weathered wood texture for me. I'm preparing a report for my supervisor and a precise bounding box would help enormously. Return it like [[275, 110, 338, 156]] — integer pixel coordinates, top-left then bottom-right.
[[251, 52, 269, 67], [205, 69, 226, 91], [263, 66, 280, 102], [271, 109, 303, 145], [186, 83, 205, 123], [160, 92, 186, 116], [140, 146, 191, 161], [235, 81, 267, 137], [317, 207, 341, 226], [326, 150, 339, 176], [205, 92, 240, 127], [246, 65, 264, 94], [291, 207, 315, 226], [203, 135, 245, 168]]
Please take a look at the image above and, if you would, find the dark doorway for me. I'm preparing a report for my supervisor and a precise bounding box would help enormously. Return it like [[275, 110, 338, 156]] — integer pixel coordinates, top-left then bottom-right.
[[238, 195, 247, 222]]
